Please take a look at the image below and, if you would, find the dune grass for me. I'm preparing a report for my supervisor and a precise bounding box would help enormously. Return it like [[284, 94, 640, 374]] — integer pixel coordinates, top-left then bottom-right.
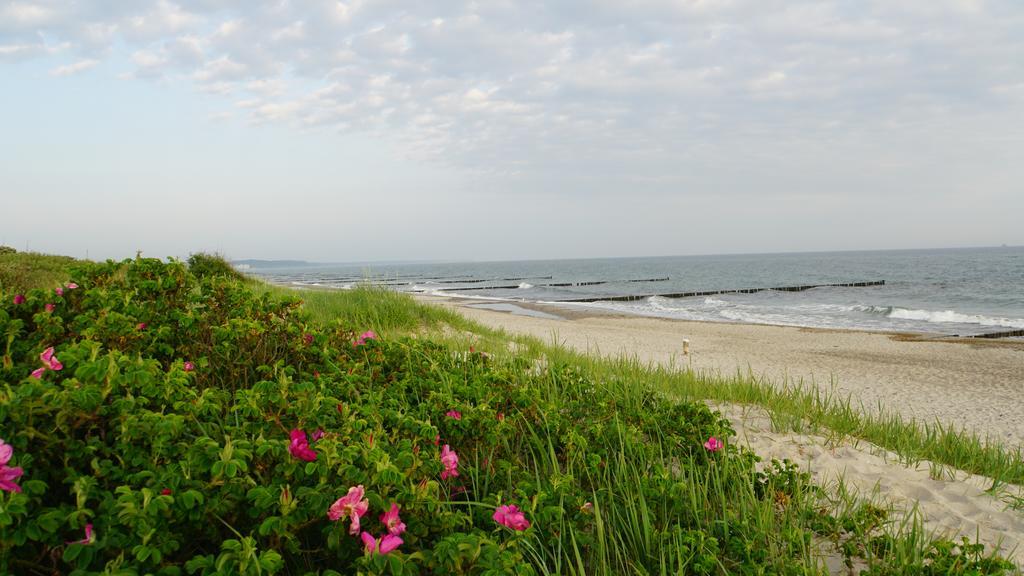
[[545, 352, 1024, 488], [0, 250, 79, 294], [256, 283, 487, 336]]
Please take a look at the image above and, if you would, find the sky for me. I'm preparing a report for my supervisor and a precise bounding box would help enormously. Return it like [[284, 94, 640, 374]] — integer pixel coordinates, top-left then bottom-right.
[[1, 0, 1022, 263]]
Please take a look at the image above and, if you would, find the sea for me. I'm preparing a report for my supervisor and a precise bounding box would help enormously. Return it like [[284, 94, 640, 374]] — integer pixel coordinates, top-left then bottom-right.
[[244, 247, 1024, 338]]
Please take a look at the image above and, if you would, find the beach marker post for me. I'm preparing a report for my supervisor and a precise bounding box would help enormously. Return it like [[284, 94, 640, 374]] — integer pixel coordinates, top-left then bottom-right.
[[683, 339, 690, 356]]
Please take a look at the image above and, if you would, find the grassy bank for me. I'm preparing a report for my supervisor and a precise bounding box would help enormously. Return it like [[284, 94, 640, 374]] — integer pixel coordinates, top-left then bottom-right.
[[0, 253, 1017, 574], [0, 248, 81, 294]]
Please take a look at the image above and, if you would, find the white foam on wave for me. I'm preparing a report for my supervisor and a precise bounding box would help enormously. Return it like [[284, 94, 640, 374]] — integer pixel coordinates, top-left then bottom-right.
[[518, 283, 534, 289], [885, 307, 1024, 329]]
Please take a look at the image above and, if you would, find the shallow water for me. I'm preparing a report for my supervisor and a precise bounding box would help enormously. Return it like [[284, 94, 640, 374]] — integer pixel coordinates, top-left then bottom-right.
[[248, 247, 1024, 336]]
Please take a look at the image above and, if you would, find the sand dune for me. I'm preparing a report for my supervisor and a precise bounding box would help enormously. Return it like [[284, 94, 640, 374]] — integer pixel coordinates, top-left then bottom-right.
[[721, 403, 1024, 569]]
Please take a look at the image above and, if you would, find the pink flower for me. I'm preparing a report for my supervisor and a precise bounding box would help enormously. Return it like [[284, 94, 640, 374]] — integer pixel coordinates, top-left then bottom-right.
[[440, 444, 459, 480], [380, 503, 406, 536], [183, 361, 195, 372], [136, 322, 147, 331], [493, 505, 531, 531], [433, 434, 440, 446], [704, 436, 724, 453], [44, 303, 55, 313], [66, 283, 79, 290], [40, 347, 62, 370], [328, 485, 370, 535], [303, 333, 314, 346], [31, 347, 63, 378], [13, 294, 25, 305], [67, 524, 95, 545], [55, 287, 64, 297], [446, 410, 462, 420], [360, 532, 402, 555], [354, 330, 377, 346], [311, 428, 325, 442], [288, 429, 317, 462], [0, 439, 24, 493]]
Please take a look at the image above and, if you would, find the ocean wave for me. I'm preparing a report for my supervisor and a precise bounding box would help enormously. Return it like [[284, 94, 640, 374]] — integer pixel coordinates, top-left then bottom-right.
[[518, 283, 533, 289], [871, 306, 1024, 329]]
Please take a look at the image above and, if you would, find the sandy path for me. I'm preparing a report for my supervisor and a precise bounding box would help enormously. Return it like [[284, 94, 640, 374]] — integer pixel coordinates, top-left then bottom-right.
[[421, 296, 1024, 446], [721, 403, 1024, 570]]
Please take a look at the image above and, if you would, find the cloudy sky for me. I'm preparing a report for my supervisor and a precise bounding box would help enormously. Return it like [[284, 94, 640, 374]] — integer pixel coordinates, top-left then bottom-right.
[[1, 0, 1022, 262]]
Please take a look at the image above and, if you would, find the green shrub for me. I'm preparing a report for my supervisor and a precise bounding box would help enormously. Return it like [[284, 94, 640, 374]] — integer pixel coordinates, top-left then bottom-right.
[[186, 253, 246, 282]]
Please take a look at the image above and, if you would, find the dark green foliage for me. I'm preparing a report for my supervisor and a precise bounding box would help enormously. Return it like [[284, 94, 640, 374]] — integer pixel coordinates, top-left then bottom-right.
[[186, 253, 246, 282]]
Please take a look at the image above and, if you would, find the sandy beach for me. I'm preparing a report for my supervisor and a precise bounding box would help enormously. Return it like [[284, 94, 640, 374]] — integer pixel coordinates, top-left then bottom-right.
[[419, 295, 1024, 445]]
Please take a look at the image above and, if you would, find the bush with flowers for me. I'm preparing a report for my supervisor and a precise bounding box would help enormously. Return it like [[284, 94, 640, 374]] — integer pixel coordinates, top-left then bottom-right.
[[0, 256, 1013, 575]]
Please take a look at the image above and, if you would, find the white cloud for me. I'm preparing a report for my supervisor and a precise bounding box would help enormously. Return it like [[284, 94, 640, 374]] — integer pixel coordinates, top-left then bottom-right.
[[0, 0, 1022, 193], [0, 3, 56, 28], [50, 58, 99, 76]]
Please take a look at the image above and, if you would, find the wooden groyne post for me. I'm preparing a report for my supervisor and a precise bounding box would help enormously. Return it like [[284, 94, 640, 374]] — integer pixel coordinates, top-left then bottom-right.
[[555, 280, 886, 303]]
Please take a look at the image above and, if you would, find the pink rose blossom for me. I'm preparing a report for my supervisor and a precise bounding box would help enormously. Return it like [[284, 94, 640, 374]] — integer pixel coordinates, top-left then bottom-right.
[[0, 439, 24, 493], [183, 361, 195, 372], [44, 303, 55, 313], [136, 322, 147, 331], [328, 485, 370, 535], [380, 503, 406, 536], [13, 294, 25, 305], [31, 347, 62, 378], [288, 429, 317, 462], [354, 330, 377, 346], [446, 410, 462, 420], [67, 523, 95, 545], [493, 505, 531, 531], [440, 444, 459, 480], [360, 532, 402, 555], [40, 347, 62, 370], [704, 436, 724, 453], [311, 428, 325, 442], [66, 283, 79, 290], [55, 287, 64, 297]]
